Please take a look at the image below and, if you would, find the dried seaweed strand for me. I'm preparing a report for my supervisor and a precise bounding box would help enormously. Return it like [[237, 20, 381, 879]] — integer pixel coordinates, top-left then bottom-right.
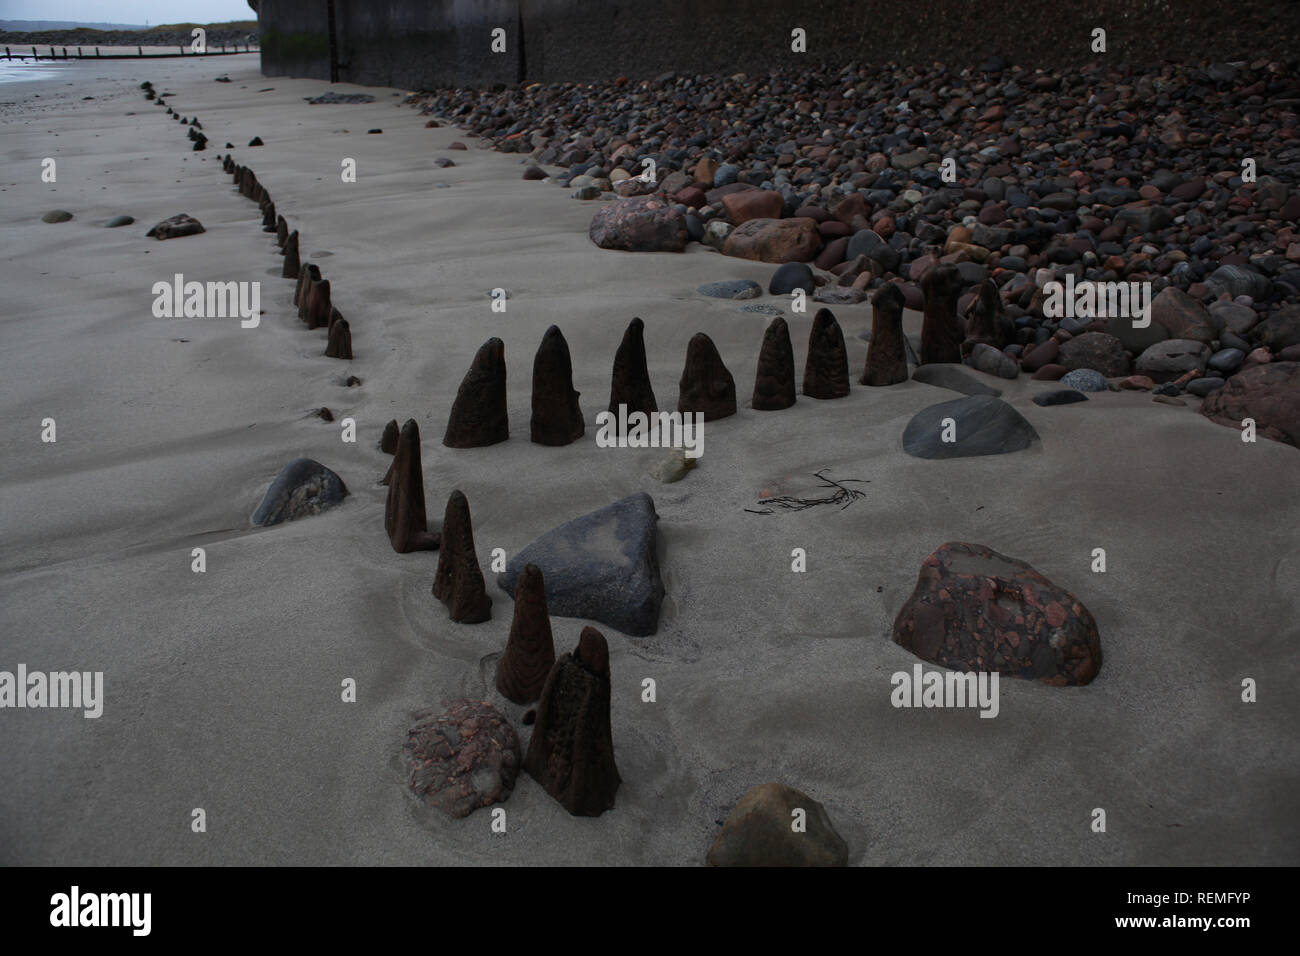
[[744, 469, 869, 514]]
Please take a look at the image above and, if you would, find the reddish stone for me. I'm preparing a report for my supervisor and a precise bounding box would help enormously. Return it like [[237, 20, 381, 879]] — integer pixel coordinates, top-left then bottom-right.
[[1031, 363, 1067, 381], [722, 217, 822, 263], [723, 189, 783, 224], [833, 193, 868, 224], [1021, 338, 1059, 372], [404, 699, 519, 819], [794, 205, 830, 222], [589, 196, 688, 252], [1119, 374, 1156, 390], [815, 236, 849, 270], [1151, 287, 1216, 343], [893, 541, 1103, 686], [674, 186, 707, 208], [908, 254, 938, 282], [944, 225, 972, 252], [1200, 361, 1300, 447]]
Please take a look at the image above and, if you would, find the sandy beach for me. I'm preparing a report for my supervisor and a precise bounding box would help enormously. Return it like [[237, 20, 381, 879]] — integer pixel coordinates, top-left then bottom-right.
[[1, 54, 1297, 866]]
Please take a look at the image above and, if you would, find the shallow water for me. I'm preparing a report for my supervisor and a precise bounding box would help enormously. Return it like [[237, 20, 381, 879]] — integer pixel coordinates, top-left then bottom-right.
[[0, 59, 71, 85]]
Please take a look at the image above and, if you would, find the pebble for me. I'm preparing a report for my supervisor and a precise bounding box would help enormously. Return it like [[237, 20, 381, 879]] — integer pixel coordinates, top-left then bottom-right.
[[145, 213, 205, 240], [768, 262, 814, 295], [1186, 377, 1227, 397], [41, 210, 73, 223], [650, 449, 696, 483], [698, 279, 762, 299], [304, 92, 375, 104], [813, 287, 868, 305], [103, 215, 134, 228], [1033, 389, 1089, 406], [1058, 369, 1108, 392], [708, 783, 848, 867], [712, 163, 739, 187], [1207, 348, 1245, 374], [968, 343, 1019, 379]]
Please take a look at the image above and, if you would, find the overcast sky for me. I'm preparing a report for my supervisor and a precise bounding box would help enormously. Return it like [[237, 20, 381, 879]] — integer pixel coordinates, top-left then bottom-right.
[[0, 0, 256, 24]]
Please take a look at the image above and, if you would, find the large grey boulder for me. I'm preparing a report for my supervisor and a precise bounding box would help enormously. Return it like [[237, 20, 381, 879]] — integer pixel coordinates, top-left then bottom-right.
[[902, 395, 1039, 459], [497, 493, 665, 636]]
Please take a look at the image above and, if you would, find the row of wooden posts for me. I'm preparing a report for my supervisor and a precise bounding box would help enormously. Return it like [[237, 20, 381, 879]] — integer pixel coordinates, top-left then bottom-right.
[[3, 44, 258, 61]]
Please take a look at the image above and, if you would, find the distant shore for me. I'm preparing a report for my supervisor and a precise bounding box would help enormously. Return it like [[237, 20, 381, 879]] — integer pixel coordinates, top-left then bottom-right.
[[0, 21, 256, 49]]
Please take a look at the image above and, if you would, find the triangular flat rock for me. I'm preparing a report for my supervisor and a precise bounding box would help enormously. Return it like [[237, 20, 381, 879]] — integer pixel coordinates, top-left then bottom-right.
[[497, 492, 664, 637], [251, 458, 347, 526]]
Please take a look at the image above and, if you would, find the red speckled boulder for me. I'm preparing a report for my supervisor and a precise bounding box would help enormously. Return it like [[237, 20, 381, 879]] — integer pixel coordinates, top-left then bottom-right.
[[893, 542, 1102, 686], [403, 699, 520, 818], [589, 196, 688, 252]]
